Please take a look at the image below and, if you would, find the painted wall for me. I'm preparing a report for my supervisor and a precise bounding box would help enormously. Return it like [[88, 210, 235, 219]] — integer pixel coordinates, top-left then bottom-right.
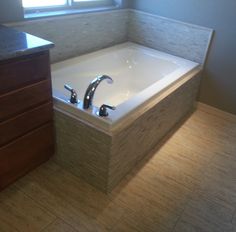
[[129, 0, 236, 114], [0, 0, 23, 22]]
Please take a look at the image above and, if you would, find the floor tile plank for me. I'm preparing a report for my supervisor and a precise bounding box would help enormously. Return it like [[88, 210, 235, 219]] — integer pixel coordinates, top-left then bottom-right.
[[0, 185, 56, 232], [0, 105, 236, 232]]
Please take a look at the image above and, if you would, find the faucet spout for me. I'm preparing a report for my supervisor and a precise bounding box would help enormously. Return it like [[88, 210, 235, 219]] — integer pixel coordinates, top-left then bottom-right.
[[83, 75, 113, 109]]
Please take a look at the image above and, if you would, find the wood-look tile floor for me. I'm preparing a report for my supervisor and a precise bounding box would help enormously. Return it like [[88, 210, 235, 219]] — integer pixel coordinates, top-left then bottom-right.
[[1, 105, 236, 232]]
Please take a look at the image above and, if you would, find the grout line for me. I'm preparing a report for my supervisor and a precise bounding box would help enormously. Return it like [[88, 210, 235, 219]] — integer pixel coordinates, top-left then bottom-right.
[[0, 216, 21, 232], [230, 208, 236, 224], [108, 213, 126, 232], [13, 183, 79, 232], [171, 212, 183, 232], [40, 217, 58, 232], [40, 217, 80, 232]]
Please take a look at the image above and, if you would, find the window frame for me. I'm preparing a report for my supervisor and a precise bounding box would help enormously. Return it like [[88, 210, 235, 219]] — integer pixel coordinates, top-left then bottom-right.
[[23, 0, 118, 14]]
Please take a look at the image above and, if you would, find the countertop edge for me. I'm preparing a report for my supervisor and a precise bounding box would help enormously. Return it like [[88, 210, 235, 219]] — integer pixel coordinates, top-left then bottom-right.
[[0, 25, 54, 62]]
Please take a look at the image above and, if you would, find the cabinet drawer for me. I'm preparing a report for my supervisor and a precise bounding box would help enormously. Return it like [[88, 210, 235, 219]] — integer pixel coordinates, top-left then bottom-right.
[[0, 51, 50, 95], [0, 80, 52, 122], [0, 102, 53, 146], [0, 123, 54, 190]]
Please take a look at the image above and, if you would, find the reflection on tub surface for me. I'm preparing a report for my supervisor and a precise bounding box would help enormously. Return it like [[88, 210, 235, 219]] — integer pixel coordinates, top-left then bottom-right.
[[51, 42, 199, 130]]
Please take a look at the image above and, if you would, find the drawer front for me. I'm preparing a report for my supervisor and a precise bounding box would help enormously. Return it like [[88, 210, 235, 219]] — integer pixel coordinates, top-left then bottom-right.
[[0, 123, 54, 190], [0, 102, 53, 146], [0, 51, 50, 95], [0, 80, 52, 122]]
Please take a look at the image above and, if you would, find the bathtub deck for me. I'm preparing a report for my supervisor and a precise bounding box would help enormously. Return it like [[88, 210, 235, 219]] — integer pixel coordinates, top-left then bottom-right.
[[0, 104, 236, 232]]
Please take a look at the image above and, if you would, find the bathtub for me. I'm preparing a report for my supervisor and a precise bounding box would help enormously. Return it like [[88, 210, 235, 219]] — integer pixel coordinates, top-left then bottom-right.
[[52, 42, 199, 131], [51, 42, 202, 192]]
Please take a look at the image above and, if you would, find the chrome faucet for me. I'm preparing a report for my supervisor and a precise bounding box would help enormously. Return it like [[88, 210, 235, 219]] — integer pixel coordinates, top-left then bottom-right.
[[83, 75, 113, 109]]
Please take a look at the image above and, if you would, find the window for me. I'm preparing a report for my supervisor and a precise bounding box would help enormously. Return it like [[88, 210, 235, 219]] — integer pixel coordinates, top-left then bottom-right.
[[22, 0, 117, 12], [22, 0, 67, 8], [22, 0, 119, 19]]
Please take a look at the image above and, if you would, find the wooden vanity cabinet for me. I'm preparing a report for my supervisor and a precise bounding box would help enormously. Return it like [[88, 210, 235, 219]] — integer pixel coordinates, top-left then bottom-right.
[[0, 51, 54, 190]]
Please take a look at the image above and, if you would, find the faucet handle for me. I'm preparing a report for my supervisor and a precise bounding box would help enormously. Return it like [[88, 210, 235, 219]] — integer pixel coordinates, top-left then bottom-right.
[[64, 84, 78, 104], [98, 104, 116, 117]]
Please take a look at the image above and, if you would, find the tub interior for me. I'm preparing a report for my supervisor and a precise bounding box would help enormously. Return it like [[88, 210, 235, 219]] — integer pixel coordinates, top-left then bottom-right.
[[52, 43, 182, 107]]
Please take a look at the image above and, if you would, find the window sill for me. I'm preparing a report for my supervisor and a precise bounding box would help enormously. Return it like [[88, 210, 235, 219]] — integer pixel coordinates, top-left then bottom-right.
[[24, 6, 120, 20]]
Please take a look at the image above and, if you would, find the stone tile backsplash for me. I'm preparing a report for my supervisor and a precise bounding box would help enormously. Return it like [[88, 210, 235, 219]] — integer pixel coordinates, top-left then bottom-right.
[[9, 9, 213, 64], [10, 10, 129, 63], [128, 10, 213, 65]]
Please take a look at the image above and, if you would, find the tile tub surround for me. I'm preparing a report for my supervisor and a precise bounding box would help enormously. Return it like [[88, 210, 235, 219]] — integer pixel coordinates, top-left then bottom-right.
[[54, 69, 201, 192], [128, 10, 214, 65], [7, 9, 213, 65], [9, 10, 129, 63]]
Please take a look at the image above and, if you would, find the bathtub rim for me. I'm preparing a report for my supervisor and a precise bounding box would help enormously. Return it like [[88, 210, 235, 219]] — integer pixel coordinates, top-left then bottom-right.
[[51, 41, 202, 133], [53, 66, 202, 134]]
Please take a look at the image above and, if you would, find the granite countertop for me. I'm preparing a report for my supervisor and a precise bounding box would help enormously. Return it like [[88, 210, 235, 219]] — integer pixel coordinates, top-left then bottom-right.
[[0, 25, 54, 61]]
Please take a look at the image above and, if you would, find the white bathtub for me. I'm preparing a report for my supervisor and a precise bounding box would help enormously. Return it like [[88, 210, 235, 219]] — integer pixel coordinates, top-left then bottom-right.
[[51, 42, 199, 131]]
